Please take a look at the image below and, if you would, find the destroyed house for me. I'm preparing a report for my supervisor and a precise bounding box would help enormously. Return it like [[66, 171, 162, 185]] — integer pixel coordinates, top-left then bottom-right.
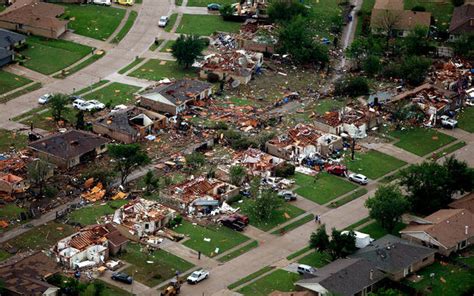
[[0, 29, 25, 67], [140, 79, 213, 115], [113, 198, 176, 238], [220, 147, 286, 178], [266, 124, 343, 160], [400, 209, 474, 256], [237, 20, 276, 53], [197, 50, 263, 85], [28, 130, 108, 169], [162, 176, 239, 213], [0, 0, 69, 39], [314, 107, 377, 138], [93, 107, 167, 144], [0, 173, 28, 194], [0, 251, 61, 296]]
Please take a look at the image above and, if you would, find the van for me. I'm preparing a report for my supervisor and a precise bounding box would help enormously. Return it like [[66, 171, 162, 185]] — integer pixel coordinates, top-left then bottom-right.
[[92, 0, 111, 5], [116, 0, 133, 5], [297, 264, 316, 275]]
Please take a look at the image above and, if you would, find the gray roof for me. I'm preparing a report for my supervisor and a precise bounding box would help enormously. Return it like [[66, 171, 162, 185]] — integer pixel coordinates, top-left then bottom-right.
[[142, 79, 212, 106], [95, 110, 137, 135], [0, 47, 12, 60], [0, 29, 26, 49], [296, 258, 385, 296], [352, 234, 436, 275]]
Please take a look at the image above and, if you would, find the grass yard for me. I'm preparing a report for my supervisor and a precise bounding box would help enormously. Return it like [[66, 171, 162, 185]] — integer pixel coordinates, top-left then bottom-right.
[[160, 40, 175, 53], [0, 129, 28, 152], [238, 198, 306, 231], [404, 0, 454, 30], [176, 15, 240, 36], [328, 188, 368, 208], [118, 58, 144, 74], [0, 250, 10, 262], [389, 127, 456, 156], [297, 251, 332, 268], [345, 217, 371, 230], [119, 243, 194, 287], [97, 281, 130, 296], [187, 0, 234, 6], [0, 71, 32, 95], [271, 214, 314, 235], [0, 82, 42, 104], [0, 204, 27, 221], [68, 200, 128, 226], [21, 36, 92, 75], [237, 269, 300, 296], [84, 82, 140, 106], [227, 266, 274, 290], [128, 59, 196, 81], [457, 107, 474, 133], [314, 98, 346, 115], [113, 10, 138, 43], [431, 141, 467, 160], [173, 221, 249, 257], [358, 221, 406, 240], [73, 80, 110, 95], [355, 0, 376, 36], [217, 240, 258, 263], [61, 4, 126, 40], [405, 261, 474, 296], [20, 107, 77, 131], [293, 172, 358, 205], [344, 150, 406, 179], [53, 51, 105, 78], [286, 246, 312, 260], [308, 0, 342, 40], [164, 13, 178, 33], [149, 40, 162, 51]]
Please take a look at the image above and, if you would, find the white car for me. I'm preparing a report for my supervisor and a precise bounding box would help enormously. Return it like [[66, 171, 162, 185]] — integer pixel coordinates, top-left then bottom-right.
[[158, 16, 169, 27], [93, 0, 111, 5], [187, 269, 209, 284], [38, 94, 52, 104], [348, 173, 368, 185], [111, 104, 128, 112], [440, 115, 457, 129], [73, 99, 94, 111], [87, 100, 105, 110]]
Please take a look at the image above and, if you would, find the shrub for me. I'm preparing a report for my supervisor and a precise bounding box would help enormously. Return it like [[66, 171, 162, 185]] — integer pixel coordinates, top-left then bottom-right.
[[411, 5, 426, 11], [275, 163, 296, 178]]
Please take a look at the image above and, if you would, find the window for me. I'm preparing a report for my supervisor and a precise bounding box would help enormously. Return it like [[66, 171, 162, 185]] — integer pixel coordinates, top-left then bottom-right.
[[458, 239, 468, 250]]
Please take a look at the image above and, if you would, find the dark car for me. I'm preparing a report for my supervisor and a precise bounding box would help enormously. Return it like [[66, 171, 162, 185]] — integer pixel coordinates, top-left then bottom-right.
[[207, 3, 220, 10], [221, 219, 246, 231], [111, 272, 133, 284]]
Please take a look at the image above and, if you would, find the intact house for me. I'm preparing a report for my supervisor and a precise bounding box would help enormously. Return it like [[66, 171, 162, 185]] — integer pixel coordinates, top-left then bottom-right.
[[449, 192, 474, 215], [54, 224, 128, 269], [352, 234, 435, 281], [296, 258, 386, 296], [400, 208, 474, 256], [140, 79, 213, 115], [0, 28, 25, 67], [0, 173, 29, 195], [0, 251, 61, 296], [28, 130, 108, 169], [0, 0, 69, 39], [265, 124, 343, 161], [449, 3, 474, 41], [196, 50, 263, 85], [93, 106, 167, 144], [370, 0, 431, 37], [160, 176, 239, 214], [112, 198, 176, 238]]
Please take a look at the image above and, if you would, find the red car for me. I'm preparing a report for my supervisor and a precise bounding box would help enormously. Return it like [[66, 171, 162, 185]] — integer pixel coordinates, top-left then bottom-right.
[[326, 164, 347, 176]]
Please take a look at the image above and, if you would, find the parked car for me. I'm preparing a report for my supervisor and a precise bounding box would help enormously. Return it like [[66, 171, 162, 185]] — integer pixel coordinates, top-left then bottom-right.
[[73, 99, 94, 111], [111, 104, 128, 112], [93, 0, 111, 5], [348, 173, 368, 185], [326, 164, 347, 176], [111, 272, 133, 284], [278, 190, 297, 201], [220, 213, 249, 225], [440, 115, 457, 129], [38, 94, 52, 104], [117, 0, 133, 5], [187, 269, 209, 284], [220, 219, 246, 231], [69, 95, 83, 102], [158, 16, 169, 27], [297, 264, 316, 275], [87, 100, 105, 110], [207, 3, 220, 10]]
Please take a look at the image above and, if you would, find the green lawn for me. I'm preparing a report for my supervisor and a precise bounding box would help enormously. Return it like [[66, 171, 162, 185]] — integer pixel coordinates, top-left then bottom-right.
[[389, 127, 456, 156], [271, 214, 314, 235], [0, 129, 28, 152], [74, 80, 110, 95], [217, 240, 258, 263], [458, 107, 474, 133], [293, 172, 358, 205], [118, 58, 144, 74], [186, 0, 233, 6], [68, 200, 128, 226], [21, 36, 92, 75], [404, 0, 454, 30], [53, 51, 105, 78], [0, 204, 27, 220], [149, 40, 162, 51], [119, 243, 194, 287], [176, 15, 240, 36], [0, 71, 32, 95], [0, 250, 10, 262], [297, 251, 332, 268], [431, 141, 467, 160], [344, 150, 407, 179], [308, 0, 342, 40], [160, 40, 175, 53], [20, 107, 77, 131], [237, 270, 301, 296], [164, 13, 178, 33], [128, 59, 196, 81], [97, 281, 130, 296], [356, 0, 376, 36], [405, 261, 474, 296], [173, 221, 250, 257], [84, 82, 140, 106], [328, 188, 368, 208], [228, 266, 274, 290], [358, 221, 406, 239], [0, 82, 42, 104], [346, 217, 371, 230], [238, 198, 306, 231], [286, 246, 312, 260], [61, 4, 126, 40], [113, 10, 138, 43], [314, 99, 346, 115]]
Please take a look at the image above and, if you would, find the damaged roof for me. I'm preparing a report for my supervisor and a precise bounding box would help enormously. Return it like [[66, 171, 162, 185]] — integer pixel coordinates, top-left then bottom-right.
[[199, 50, 262, 78], [94, 107, 166, 135], [269, 124, 322, 148], [141, 79, 212, 106], [449, 4, 474, 34]]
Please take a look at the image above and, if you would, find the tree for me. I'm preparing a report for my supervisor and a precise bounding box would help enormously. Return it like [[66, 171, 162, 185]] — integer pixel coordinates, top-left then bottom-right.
[[143, 170, 160, 194], [363, 55, 381, 77], [277, 15, 329, 65], [48, 93, 68, 122], [219, 4, 234, 18], [369, 288, 400, 296], [82, 284, 96, 296], [75, 110, 85, 130], [335, 77, 370, 97], [443, 156, 474, 196], [229, 165, 246, 186], [85, 166, 116, 188], [310, 224, 330, 252], [365, 185, 409, 233], [108, 143, 150, 186], [27, 159, 53, 195], [268, 0, 310, 23], [250, 188, 283, 222], [171, 34, 205, 69], [400, 55, 431, 86], [403, 26, 431, 56], [185, 152, 206, 172], [453, 34, 474, 59], [328, 228, 357, 259], [452, 0, 465, 7]]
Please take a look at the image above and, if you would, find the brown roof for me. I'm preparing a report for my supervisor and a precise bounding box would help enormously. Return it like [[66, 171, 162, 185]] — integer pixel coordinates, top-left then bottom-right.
[[373, 0, 404, 10], [401, 209, 474, 249], [68, 225, 109, 250], [0, 0, 68, 32], [0, 173, 23, 184], [449, 193, 474, 215], [269, 292, 315, 296], [105, 230, 129, 247], [449, 4, 474, 34], [371, 9, 431, 31]]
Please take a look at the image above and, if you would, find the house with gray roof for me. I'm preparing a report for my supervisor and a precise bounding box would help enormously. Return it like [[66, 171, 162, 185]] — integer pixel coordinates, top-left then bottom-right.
[[0, 28, 25, 67]]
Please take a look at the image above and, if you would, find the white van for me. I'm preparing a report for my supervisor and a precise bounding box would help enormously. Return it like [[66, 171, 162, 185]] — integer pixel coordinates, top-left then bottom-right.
[[92, 0, 111, 6], [297, 264, 316, 275]]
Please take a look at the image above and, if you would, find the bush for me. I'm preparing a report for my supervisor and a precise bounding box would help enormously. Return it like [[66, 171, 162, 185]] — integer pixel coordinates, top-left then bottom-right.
[[227, 194, 243, 205], [275, 163, 296, 178], [401, 55, 431, 86], [382, 63, 402, 79], [44, 186, 58, 199], [363, 55, 381, 77], [334, 77, 370, 97], [168, 216, 183, 228], [411, 5, 426, 11]]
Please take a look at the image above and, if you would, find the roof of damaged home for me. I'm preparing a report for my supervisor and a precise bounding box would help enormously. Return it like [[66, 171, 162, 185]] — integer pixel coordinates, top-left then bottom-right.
[[268, 124, 323, 148], [197, 50, 263, 78], [29, 130, 108, 160], [449, 4, 474, 34], [141, 79, 212, 106], [114, 198, 176, 226], [94, 107, 166, 135], [233, 148, 284, 171], [389, 83, 458, 111], [61, 225, 109, 251], [166, 176, 236, 204], [0, 173, 24, 184]]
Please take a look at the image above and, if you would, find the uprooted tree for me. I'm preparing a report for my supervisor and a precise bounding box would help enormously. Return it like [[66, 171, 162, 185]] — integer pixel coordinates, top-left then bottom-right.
[[108, 143, 150, 186]]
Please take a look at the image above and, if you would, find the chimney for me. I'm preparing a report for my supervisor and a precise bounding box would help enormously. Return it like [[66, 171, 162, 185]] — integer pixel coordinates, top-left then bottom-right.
[[466, 225, 469, 235], [370, 269, 374, 281]]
